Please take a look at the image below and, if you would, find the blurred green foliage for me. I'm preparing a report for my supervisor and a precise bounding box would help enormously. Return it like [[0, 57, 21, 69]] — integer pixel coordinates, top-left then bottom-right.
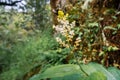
[[0, 0, 54, 79]]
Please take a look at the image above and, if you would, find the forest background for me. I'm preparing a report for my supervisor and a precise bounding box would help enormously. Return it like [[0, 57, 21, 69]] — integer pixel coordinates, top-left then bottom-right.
[[0, 0, 120, 80]]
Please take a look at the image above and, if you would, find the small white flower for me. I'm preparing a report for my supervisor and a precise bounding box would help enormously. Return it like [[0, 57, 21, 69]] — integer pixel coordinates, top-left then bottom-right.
[[56, 37, 62, 42], [53, 25, 56, 29], [69, 30, 75, 35], [70, 21, 76, 28], [76, 37, 81, 40]]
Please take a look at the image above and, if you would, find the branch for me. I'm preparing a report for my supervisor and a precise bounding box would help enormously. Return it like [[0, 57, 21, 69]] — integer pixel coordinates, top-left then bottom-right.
[[0, 0, 22, 6]]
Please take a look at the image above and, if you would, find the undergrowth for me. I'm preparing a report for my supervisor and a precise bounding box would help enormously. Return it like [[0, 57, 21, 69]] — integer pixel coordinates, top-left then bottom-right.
[[0, 27, 59, 80]]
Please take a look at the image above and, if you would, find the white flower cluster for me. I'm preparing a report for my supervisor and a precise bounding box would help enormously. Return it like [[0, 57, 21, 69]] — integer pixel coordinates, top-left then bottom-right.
[[53, 17, 76, 48], [53, 19, 75, 37], [55, 37, 69, 48]]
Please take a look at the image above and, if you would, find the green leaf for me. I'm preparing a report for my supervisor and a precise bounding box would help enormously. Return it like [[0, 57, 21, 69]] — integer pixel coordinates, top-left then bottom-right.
[[112, 16, 117, 20], [104, 26, 117, 30], [99, 51, 105, 56], [29, 64, 85, 80], [81, 62, 116, 80], [107, 46, 119, 51], [51, 73, 85, 80], [88, 22, 99, 27], [87, 71, 107, 80], [108, 67, 120, 80], [29, 63, 120, 80], [117, 24, 120, 29]]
